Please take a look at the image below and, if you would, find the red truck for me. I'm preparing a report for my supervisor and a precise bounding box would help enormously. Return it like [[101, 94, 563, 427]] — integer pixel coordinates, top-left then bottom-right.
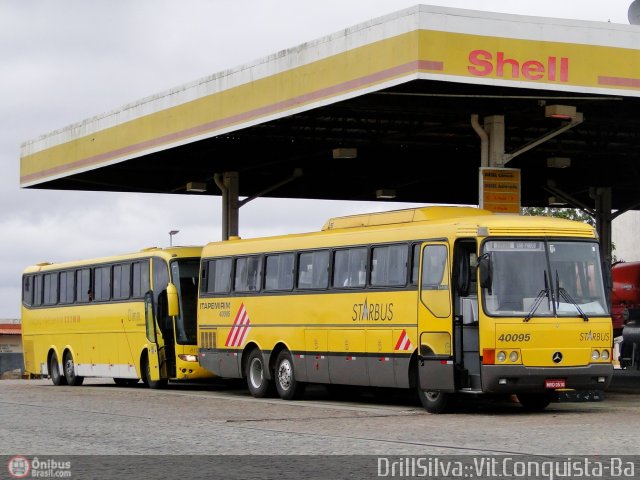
[[612, 262, 640, 368]]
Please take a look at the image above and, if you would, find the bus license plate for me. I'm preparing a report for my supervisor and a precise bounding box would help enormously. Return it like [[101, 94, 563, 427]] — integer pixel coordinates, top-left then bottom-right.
[[545, 379, 566, 389]]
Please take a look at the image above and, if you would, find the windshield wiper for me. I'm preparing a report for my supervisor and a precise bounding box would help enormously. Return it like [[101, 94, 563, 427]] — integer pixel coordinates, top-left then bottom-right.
[[557, 286, 589, 322], [524, 270, 551, 322]]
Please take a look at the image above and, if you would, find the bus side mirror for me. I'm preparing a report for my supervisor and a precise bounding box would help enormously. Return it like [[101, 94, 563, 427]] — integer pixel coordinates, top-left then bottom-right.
[[478, 254, 492, 291], [166, 283, 180, 317]]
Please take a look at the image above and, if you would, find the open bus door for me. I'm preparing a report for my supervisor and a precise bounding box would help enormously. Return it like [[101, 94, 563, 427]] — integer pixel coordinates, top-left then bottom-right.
[[416, 242, 456, 413], [144, 291, 167, 386]]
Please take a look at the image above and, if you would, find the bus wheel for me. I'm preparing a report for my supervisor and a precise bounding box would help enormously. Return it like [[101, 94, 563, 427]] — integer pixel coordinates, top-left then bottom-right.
[[63, 351, 84, 386], [417, 389, 451, 414], [48, 352, 67, 386], [141, 354, 168, 389], [113, 378, 139, 387], [516, 393, 551, 412], [275, 350, 306, 400], [246, 349, 274, 398]]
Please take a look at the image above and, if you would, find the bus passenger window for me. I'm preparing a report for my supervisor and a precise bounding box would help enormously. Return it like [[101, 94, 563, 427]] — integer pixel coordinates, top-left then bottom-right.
[[265, 253, 294, 290], [113, 264, 131, 300], [235, 256, 262, 292], [33, 275, 43, 306], [22, 276, 33, 306], [76, 269, 92, 303], [43, 272, 58, 305], [298, 250, 329, 289], [59, 271, 75, 304], [333, 248, 367, 288], [132, 261, 150, 298], [371, 244, 408, 287], [93, 266, 111, 302], [205, 258, 232, 294]]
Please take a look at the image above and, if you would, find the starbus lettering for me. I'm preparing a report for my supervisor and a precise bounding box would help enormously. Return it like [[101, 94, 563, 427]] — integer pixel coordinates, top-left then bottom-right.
[[579, 330, 610, 342], [352, 298, 393, 321], [468, 49, 569, 82]]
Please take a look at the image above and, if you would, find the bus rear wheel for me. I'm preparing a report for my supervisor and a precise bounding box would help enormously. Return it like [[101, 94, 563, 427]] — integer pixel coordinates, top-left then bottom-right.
[[417, 389, 451, 414], [246, 349, 274, 398], [274, 350, 305, 400], [516, 393, 552, 411], [63, 351, 84, 386], [48, 352, 67, 386]]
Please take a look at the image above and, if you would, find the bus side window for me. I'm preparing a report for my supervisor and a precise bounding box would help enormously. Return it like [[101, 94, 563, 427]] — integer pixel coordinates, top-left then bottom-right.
[[132, 260, 150, 298], [93, 265, 111, 302], [22, 275, 33, 306], [334, 248, 367, 287], [113, 263, 131, 300], [371, 244, 408, 287], [265, 253, 294, 291], [298, 250, 329, 289], [59, 270, 75, 304], [235, 256, 262, 292], [43, 272, 58, 305], [411, 244, 421, 285], [76, 268, 92, 303]]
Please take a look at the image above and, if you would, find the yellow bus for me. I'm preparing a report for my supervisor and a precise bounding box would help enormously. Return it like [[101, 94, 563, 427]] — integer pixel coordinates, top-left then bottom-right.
[[22, 246, 213, 388], [197, 206, 613, 412]]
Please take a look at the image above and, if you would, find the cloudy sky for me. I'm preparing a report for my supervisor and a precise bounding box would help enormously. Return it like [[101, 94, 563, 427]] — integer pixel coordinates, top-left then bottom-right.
[[1, 1, 634, 319]]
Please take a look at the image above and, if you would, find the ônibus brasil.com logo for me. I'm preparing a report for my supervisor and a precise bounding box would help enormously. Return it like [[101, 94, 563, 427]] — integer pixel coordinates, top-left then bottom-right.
[[7, 456, 72, 478]]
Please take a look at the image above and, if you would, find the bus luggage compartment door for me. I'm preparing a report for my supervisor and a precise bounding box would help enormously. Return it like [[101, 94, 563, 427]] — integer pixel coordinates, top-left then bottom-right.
[[418, 331, 455, 392]]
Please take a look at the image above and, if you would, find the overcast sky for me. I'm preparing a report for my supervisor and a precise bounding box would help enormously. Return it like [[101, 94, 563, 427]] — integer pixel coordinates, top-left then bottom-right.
[[0, 1, 634, 319]]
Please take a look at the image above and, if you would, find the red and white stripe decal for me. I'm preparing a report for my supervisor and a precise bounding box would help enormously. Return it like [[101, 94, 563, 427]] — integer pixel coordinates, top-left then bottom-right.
[[225, 304, 252, 347], [394, 330, 414, 351]]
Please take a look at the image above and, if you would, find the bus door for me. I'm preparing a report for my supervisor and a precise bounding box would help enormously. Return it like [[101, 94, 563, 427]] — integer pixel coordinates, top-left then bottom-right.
[[417, 242, 455, 392], [452, 240, 481, 391], [144, 292, 166, 382]]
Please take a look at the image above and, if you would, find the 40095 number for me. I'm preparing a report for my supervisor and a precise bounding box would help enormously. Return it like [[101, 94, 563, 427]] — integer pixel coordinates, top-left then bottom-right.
[[498, 333, 531, 342]]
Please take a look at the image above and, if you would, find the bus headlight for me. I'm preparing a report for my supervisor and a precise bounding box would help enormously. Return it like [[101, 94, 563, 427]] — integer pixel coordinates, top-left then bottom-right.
[[497, 351, 507, 362], [601, 349, 610, 361], [509, 351, 519, 362], [591, 350, 600, 361], [178, 354, 198, 362]]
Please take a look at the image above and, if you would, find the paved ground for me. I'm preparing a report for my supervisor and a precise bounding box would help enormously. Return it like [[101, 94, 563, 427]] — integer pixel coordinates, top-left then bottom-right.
[[0, 378, 638, 457]]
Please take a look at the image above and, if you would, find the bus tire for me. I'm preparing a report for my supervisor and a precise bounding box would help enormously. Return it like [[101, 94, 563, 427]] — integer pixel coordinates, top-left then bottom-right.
[[48, 351, 67, 386], [246, 349, 274, 398], [114, 378, 139, 387], [516, 393, 551, 412], [141, 354, 167, 389], [417, 389, 451, 414], [274, 350, 305, 400], [63, 351, 84, 386]]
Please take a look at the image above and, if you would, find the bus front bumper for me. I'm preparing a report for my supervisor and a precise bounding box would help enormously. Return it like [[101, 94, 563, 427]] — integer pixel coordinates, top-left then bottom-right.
[[481, 364, 613, 393]]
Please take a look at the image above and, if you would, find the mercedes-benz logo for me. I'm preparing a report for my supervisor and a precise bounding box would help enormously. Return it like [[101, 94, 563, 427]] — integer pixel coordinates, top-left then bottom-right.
[[552, 351, 563, 364]]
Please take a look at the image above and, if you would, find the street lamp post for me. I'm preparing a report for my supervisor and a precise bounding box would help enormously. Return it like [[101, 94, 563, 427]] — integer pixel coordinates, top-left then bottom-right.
[[169, 230, 179, 247]]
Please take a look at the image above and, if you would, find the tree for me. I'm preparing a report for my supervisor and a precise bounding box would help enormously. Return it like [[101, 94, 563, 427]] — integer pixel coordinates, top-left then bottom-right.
[[521, 207, 619, 262], [521, 207, 594, 226]]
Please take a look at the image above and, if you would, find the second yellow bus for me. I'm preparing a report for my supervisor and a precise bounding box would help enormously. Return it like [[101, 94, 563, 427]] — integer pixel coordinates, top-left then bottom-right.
[[197, 206, 613, 412]]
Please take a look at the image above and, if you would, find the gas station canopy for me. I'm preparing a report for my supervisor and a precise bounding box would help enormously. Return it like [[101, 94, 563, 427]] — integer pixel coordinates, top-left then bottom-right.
[[20, 5, 640, 211]]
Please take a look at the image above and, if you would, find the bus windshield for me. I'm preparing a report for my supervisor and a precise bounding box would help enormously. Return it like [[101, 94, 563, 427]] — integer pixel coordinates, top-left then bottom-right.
[[482, 240, 608, 317], [171, 258, 200, 344]]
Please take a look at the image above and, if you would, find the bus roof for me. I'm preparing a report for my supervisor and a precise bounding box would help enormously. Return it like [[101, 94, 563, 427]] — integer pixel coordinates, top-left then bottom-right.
[[23, 246, 203, 274], [202, 206, 597, 257]]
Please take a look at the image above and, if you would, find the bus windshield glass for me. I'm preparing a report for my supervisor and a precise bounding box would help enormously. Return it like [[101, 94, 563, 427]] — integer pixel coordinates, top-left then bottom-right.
[[482, 240, 608, 317], [171, 258, 200, 344]]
